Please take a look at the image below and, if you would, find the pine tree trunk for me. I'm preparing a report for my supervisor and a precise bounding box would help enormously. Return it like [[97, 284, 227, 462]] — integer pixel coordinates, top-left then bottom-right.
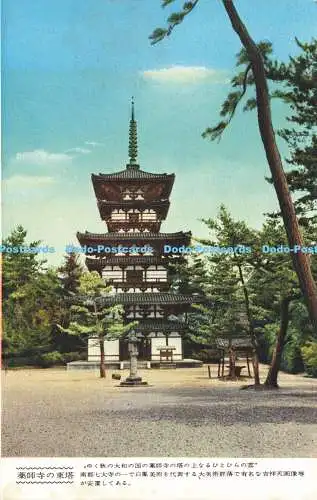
[[265, 296, 293, 387], [222, 0, 317, 334], [99, 338, 106, 378], [228, 340, 236, 379], [252, 352, 260, 385], [236, 262, 260, 385]]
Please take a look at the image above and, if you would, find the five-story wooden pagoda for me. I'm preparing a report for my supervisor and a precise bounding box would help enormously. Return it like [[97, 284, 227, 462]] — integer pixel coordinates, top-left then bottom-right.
[[77, 100, 196, 364]]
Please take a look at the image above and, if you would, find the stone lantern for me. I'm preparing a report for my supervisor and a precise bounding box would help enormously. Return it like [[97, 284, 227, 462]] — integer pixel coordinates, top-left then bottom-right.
[[120, 331, 148, 386]]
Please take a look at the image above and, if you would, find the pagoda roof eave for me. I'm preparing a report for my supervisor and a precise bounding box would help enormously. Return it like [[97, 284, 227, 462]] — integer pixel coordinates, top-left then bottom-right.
[[77, 231, 192, 249], [92, 171, 175, 182], [133, 320, 187, 332], [77, 230, 191, 240], [96, 293, 202, 306], [97, 200, 170, 207], [77, 232, 191, 253], [91, 171, 175, 202], [85, 255, 185, 268]]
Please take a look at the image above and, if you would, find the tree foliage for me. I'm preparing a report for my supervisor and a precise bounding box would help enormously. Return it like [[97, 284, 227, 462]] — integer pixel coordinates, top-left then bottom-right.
[[269, 39, 317, 226], [58, 272, 137, 377], [151, 1, 317, 334], [58, 251, 83, 296], [2, 227, 62, 360]]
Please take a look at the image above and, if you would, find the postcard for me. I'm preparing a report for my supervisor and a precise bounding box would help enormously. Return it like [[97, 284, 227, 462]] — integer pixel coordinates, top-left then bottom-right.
[[1, 1, 316, 499]]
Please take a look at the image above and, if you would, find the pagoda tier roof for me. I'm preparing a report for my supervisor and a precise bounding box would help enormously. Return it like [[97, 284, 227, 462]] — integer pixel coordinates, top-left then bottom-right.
[[133, 320, 187, 332], [86, 255, 183, 268], [92, 169, 175, 201], [97, 199, 170, 220], [92, 168, 174, 181], [97, 293, 200, 306], [77, 231, 191, 249], [78, 230, 191, 240]]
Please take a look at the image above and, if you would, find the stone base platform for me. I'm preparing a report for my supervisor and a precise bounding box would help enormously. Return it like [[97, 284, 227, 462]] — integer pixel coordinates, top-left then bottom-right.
[[67, 359, 203, 371], [119, 376, 148, 387]]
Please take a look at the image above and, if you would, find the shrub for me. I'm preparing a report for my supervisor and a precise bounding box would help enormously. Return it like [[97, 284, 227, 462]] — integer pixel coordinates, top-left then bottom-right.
[[38, 351, 64, 368], [281, 340, 304, 374], [301, 342, 317, 377], [262, 323, 304, 374], [4, 356, 38, 368], [62, 351, 85, 363], [262, 323, 278, 362], [192, 349, 221, 363]]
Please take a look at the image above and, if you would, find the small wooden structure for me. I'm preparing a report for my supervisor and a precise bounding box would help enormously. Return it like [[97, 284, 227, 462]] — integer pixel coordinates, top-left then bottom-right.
[[158, 347, 175, 362], [215, 337, 253, 379], [157, 346, 176, 368]]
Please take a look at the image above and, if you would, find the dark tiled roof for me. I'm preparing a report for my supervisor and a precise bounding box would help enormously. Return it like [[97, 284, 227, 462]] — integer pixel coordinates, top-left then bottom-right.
[[97, 293, 200, 306], [92, 168, 174, 181], [97, 200, 170, 206], [77, 231, 191, 241], [134, 320, 187, 332], [86, 256, 176, 267]]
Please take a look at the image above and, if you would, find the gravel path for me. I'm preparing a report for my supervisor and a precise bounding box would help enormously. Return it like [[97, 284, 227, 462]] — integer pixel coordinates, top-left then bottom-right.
[[2, 366, 317, 457]]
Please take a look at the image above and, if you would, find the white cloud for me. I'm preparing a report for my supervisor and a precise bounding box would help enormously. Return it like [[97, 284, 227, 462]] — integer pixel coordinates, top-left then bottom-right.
[[3, 175, 56, 188], [141, 66, 228, 84], [15, 149, 72, 165], [65, 147, 91, 154], [85, 141, 104, 147]]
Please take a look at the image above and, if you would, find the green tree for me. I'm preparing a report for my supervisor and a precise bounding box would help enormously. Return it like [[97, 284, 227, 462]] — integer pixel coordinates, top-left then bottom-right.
[[2, 225, 44, 299], [168, 253, 208, 295], [3, 268, 62, 362], [249, 218, 317, 385], [150, 0, 317, 334], [2, 226, 62, 364], [58, 251, 84, 296], [58, 272, 137, 378], [190, 263, 251, 379], [249, 219, 302, 386], [54, 252, 85, 354], [268, 38, 317, 227], [196, 206, 262, 383], [183, 210, 314, 386]]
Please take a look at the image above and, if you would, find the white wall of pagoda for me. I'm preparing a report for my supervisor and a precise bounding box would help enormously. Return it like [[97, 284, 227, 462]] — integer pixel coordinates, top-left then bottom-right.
[[101, 265, 167, 283], [87, 334, 183, 362], [125, 305, 165, 318], [122, 188, 144, 200], [150, 334, 182, 361], [110, 208, 157, 221], [87, 338, 120, 361]]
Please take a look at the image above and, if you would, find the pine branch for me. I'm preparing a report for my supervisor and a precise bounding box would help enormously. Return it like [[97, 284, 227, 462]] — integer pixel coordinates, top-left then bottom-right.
[[149, 1, 200, 44], [202, 63, 252, 141]]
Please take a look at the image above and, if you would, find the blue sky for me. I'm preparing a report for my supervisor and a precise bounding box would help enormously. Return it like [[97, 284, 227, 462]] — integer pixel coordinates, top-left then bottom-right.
[[2, 0, 317, 265]]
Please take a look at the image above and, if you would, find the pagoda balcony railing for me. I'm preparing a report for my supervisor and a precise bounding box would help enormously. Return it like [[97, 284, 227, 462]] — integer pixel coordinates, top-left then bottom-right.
[[114, 284, 170, 292], [106, 221, 162, 232], [97, 200, 170, 220], [106, 219, 161, 223], [85, 256, 169, 269], [106, 278, 169, 285]]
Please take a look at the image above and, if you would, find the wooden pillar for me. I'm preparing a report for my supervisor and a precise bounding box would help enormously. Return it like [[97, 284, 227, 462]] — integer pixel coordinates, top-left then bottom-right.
[[246, 353, 251, 377]]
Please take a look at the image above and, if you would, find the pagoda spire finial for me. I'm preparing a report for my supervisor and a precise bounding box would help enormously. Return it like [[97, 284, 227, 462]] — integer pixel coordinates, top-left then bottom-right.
[[127, 96, 139, 170], [131, 95, 135, 121]]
